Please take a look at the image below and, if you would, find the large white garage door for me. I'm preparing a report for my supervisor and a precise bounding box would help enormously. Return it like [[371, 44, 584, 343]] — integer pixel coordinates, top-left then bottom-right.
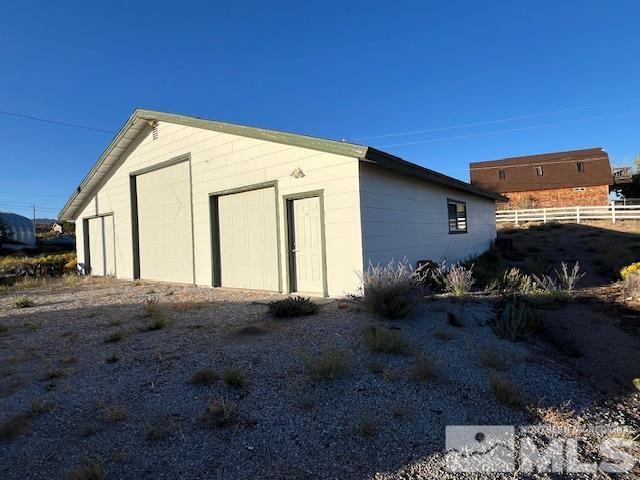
[[88, 215, 115, 276], [136, 161, 193, 284], [218, 187, 279, 291]]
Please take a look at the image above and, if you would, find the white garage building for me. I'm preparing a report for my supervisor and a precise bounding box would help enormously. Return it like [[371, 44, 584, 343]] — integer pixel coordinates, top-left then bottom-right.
[[59, 109, 506, 297]]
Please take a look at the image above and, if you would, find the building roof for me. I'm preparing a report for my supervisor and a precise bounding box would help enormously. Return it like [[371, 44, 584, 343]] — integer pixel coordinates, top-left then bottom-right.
[[0, 212, 36, 247], [469, 148, 614, 194], [58, 109, 506, 221]]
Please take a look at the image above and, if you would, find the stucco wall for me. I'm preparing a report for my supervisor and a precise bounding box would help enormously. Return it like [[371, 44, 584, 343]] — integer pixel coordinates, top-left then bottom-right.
[[500, 185, 610, 209], [359, 163, 497, 268], [75, 121, 364, 297]]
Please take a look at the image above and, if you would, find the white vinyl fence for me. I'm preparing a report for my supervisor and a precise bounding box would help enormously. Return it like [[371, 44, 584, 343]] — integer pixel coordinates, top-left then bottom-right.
[[496, 204, 640, 225]]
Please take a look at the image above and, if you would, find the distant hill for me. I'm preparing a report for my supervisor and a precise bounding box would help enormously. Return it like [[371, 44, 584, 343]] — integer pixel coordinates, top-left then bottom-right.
[[34, 218, 57, 225]]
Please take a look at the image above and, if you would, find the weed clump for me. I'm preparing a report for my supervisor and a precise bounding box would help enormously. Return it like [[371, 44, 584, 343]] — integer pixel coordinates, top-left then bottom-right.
[[267, 296, 319, 318]]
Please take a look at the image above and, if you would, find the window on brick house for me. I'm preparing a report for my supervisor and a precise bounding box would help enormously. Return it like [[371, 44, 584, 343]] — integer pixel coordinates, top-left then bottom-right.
[[498, 170, 506, 180], [576, 162, 584, 172], [535, 166, 543, 176]]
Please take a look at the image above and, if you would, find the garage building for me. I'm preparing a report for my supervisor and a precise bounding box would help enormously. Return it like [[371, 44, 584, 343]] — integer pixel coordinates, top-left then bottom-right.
[[59, 109, 505, 297]]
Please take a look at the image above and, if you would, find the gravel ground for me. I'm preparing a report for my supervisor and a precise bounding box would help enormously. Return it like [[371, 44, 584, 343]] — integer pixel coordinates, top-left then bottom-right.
[[0, 278, 637, 479]]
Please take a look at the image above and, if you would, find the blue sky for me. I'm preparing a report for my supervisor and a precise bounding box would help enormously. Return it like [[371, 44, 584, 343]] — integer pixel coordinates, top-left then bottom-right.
[[1, 1, 639, 219]]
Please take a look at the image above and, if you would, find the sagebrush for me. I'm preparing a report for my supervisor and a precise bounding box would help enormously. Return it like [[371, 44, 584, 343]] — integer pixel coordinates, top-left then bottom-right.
[[358, 258, 422, 319], [430, 261, 475, 296], [532, 262, 584, 296], [493, 298, 543, 341]]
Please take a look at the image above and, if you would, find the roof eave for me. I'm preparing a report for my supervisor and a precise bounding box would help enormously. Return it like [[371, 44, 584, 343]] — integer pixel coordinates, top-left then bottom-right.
[[363, 147, 508, 202]]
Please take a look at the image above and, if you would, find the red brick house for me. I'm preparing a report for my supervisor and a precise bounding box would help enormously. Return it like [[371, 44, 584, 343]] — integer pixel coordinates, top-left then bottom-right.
[[469, 148, 618, 209]]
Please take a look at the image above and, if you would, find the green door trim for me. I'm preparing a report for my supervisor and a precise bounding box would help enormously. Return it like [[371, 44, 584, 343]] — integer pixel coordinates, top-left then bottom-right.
[[282, 190, 328, 298], [208, 180, 282, 292]]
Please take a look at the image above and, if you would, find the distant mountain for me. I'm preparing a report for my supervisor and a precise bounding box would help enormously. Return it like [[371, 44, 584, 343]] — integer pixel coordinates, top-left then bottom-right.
[[34, 218, 57, 225]]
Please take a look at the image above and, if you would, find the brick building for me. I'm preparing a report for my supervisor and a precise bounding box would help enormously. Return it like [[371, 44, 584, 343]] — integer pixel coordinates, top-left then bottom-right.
[[469, 148, 616, 209]]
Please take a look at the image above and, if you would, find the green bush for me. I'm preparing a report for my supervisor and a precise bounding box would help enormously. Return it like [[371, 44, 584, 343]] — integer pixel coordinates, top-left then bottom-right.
[[493, 298, 543, 341], [12, 295, 34, 308], [223, 368, 246, 389], [267, 296, 319, 318]]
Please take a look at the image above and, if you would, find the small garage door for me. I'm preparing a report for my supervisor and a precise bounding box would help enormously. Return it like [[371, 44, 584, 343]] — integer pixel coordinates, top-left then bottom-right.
[[87, 215, 115, 276], [218, 187, 279, 291], [136, 161, 193, 284]]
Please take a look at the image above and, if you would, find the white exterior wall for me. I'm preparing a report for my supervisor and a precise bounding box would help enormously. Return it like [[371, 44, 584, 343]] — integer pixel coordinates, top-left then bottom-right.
[[359, 163, 497, 268], [75, 121, 363, 297]]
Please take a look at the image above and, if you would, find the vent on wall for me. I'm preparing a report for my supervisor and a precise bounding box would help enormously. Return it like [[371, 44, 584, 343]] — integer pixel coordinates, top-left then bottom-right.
[[152, 122, 159, 140]]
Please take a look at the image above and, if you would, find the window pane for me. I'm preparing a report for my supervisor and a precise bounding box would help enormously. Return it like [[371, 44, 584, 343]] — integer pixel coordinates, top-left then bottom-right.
[[448, 200, 467, 233]]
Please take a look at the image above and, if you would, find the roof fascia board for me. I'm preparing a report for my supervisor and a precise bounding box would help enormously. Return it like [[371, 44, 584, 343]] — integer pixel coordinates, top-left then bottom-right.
[[136, 109, 368, 159]]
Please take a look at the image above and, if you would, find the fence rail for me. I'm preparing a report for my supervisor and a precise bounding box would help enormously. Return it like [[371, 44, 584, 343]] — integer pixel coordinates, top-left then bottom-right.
[[496, 204, 640, 225]]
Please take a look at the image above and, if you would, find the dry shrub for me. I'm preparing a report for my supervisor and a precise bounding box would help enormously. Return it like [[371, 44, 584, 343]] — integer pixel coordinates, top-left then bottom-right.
[[0, 413, 29, 441], [410, 353, 437, 381], [222, 368, 246, 388], [355, 415, 378, 438], [358, 258, 421, 319], [621, 273, 640, 298], [200, 398, 238, 428], [104, 330, 125, 343], [362, 325, 411, 355], [434, 329, 453, 341], [500, 267, 538, 295], [105, 353, 119, 364], [12, 295, 34, 308], [301, 346, 348, 380], [430, 261, 475, 296], [188, 368, 219, 385], [534, 402, 578, 429], [481, 348, 507, 370], [103, 404, 127, 422], [489, 372, 525, 409], [145, 421, 171, 441], [65, 460, 105, 480], [144, 297, 169, 330], [532, 261, 585, 297]]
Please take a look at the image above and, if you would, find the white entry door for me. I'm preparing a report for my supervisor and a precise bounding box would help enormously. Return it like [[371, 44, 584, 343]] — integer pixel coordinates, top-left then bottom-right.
[[291, 196, 323, 294]]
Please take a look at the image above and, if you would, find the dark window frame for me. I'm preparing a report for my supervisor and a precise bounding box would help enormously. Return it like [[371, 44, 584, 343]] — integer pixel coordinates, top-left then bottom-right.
[[447, 198, 468, 234], [498, 169, 506, 180], [535, 166, 544, 176], [576, 161, 585, 173]]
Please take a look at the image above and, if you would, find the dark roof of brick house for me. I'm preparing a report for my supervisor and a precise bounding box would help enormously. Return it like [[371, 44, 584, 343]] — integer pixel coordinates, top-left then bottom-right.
[[469, 148, 613, 193]]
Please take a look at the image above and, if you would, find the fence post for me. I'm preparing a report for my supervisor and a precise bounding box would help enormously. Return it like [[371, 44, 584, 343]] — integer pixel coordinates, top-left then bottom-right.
[[576, 206, 580, 224], [612, 202, 616, 224], [543, 208, 547, 224], [514, 209, 519, 227]]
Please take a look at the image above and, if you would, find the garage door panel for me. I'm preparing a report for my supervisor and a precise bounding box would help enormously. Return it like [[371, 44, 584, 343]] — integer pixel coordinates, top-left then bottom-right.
[[218, 187, 278, 291], [88, 215, 115, 277], [136, 162, 193, 284]]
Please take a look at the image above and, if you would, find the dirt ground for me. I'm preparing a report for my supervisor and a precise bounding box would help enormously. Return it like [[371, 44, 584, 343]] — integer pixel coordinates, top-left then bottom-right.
[[0, 275, 638, 479], [495, 221, 640, 398]]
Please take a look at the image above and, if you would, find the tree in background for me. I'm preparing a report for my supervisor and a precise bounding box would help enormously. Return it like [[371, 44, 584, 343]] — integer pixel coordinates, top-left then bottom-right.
[[611, 154, 640, 199]]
